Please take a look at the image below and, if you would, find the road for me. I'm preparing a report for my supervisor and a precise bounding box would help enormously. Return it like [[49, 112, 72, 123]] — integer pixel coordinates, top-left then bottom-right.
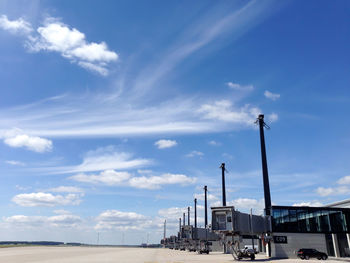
[[0, 247, 347, 263]]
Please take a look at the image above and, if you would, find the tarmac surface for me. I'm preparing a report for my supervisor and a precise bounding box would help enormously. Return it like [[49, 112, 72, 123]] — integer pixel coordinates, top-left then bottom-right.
[[0, 247, 349, 263]]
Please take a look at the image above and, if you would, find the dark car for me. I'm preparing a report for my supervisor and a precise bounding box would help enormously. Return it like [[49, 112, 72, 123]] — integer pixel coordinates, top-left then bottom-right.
[[297, 248, 328, 260]]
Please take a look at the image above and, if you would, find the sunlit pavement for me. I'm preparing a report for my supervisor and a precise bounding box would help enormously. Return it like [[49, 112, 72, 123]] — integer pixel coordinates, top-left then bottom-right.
[[0, 247, 348, 263]]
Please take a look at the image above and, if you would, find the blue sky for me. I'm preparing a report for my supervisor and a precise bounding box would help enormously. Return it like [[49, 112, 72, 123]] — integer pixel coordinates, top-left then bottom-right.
[[0, 0, 349, 245]]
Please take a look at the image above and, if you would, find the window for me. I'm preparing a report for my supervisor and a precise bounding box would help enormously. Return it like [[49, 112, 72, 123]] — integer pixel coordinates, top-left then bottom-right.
[[271, 206, 350, 233]]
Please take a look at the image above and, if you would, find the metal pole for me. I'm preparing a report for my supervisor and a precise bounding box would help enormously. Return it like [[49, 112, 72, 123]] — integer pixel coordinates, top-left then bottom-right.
[[194, 198, 197, 240], [257, 114, 272, 258], [188, 206, 190, 226], [164, 220, 166, 240], [250, 208, 255, 250], [221, 163, 226, 206], [204, 185, 208, 228], [258, 114, 272, 216]]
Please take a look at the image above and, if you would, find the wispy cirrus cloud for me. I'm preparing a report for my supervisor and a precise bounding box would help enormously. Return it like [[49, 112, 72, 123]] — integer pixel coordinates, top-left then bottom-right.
[[132, 1, 275, 94], [5, 160, 25, 166], [0, 15, 118, 76], [47, 186, 84, 193], [0, 94, 270, 139], [46, 146, 152, 174]]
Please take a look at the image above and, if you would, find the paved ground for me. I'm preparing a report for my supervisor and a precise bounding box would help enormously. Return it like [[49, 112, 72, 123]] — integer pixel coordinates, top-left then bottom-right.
[[0, 247, 348, 263]]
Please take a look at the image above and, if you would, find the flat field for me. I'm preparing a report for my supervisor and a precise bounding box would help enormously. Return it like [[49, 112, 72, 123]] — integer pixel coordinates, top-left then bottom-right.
[[0, 247, 347, 263]]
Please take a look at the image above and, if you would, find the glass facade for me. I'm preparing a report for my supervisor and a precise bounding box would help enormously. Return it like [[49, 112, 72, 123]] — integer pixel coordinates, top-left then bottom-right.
[[272, 206, 350, 233]]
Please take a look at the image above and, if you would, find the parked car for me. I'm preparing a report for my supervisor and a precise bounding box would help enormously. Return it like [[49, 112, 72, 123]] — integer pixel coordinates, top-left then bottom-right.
[[297, 248, 328, 260]]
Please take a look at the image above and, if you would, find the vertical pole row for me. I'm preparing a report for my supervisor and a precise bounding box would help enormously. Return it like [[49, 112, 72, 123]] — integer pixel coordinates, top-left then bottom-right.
[[221, 163, 226, 206], [188, 206, 190, 226], [204, 185, 208, 228], [194, 198, 197, 240]]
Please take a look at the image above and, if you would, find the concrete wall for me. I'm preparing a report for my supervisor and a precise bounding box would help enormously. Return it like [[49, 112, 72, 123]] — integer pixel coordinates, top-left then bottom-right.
[[209, 240, 223, 252], [271, 232, 327, 258]]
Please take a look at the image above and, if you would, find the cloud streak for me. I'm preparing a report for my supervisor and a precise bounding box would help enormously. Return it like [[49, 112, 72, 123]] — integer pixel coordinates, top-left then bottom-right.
[[47, 146, 152, 174]]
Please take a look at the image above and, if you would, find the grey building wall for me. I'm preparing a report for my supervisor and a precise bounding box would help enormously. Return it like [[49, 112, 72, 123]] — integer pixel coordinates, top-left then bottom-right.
[[209, 240, 223, 252], [271, 232, 327, 258]]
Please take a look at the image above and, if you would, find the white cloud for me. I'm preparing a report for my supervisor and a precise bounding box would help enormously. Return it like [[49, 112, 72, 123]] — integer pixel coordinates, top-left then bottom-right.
[[211, 198, 265, 215], [316, 186, 350, 197], [2, 129, 52, 153], [3, 213, 82, 228], [3, 215, 45, 227], [53, 209, 72, 215], [226, 82, 254, 91], [12, 192, 82, 207], [95, 210, 148, 231], [198, 100, 261, 125], [129, 173, 196, 190], [267, 113, 278, 123], [158, 207, 187, 219], [293, 201, 323, 207], [208, 140, 221, 146], [186, 150, 204, 158], [154, 139, 177, 149], [337, 175, 350, 185], [0, 15, 117, 76], [0, 15, 32, 35], [51, 146, 152, 174], [5, 160, 25, 166], [27, 19, 118, 75], [48, 186, 84, 193], [70, 170, 132, 186], [48, 214, 82, 227], [315, 175, 350, 197], [264, 90, 280, 101], [194, 193, 218, 201]]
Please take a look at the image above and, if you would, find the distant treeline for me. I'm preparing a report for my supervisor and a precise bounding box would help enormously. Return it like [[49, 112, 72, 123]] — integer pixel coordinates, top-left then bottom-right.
[[0, 241, 162, 248], [0, 241, 64, 246]]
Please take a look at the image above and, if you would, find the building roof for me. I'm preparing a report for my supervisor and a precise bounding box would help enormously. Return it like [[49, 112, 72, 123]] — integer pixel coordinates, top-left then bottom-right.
[[325, 199, 350, 208]]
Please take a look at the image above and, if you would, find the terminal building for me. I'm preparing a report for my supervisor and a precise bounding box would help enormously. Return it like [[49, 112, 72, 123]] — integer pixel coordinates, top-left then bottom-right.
[[210, 203, 350, 259], [270, 204, 350, 258]]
